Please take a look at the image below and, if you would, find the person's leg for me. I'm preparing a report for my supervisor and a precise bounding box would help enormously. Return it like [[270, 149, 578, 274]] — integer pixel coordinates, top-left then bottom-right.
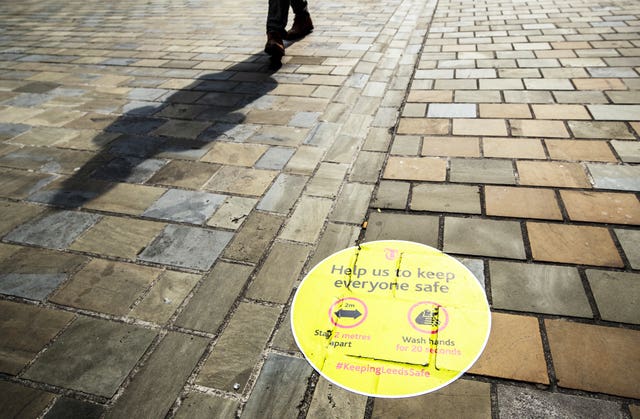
[[266, 0, 290, 36], [286, 0, 313, 40], [265, 0, 289, 58]]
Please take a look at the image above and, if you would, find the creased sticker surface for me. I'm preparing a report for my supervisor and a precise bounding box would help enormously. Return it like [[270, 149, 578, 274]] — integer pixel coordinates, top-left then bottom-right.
[[291, 240, 491, 398]]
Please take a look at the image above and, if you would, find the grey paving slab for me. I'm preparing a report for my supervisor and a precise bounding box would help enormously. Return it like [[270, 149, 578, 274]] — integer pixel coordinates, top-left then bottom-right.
[[106, 332, 208, 419], [175, 262, 253, 334], [4, 210, 100, 249], [0, 381, 54, 419], [615, 229, 640, 269], [44, 398, 104, 419], [138, 225, 232, 270], [0, 273, 67, 301], [611, 140, 640, 163], [330, 183, 374, 224], [450, 158, 516, 185], [497, 385, 627, 419], [280, 196, 333, 243], [23, 316, 157, 397], [246, 241, 310, 303], [130, 271, 200, 324], [307, 377, 368, 419], [491, 261, 592, 317], [411, 183, 481, 214], [363, 212, 439, 247], [142, 189, 226, 224], [349, 151, 386, 183], [587, 163, 640, 191], [241, 354, 313, 419], [372, 180, 410, 209], [587, 270, 640, 325], [443, 217, 526, 259], [197, 303, 280, 392], [257, 173, 307, 213], [175, 392, 239, 419], [92, 156, 167, 183]]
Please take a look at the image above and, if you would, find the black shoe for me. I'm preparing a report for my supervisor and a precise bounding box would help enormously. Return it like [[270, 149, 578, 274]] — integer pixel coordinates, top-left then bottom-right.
[[285, 12, 313, 40], [264, 31, 285, 59]]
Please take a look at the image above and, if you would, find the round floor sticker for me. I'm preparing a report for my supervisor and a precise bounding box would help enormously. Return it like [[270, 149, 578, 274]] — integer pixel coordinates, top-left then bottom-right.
[[291, 240, 491, 398]]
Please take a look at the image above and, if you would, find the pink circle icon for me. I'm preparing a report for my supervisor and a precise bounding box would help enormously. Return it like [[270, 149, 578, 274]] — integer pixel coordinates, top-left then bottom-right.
[[328, 297, 368, 328], [408, 301, 449, 334]]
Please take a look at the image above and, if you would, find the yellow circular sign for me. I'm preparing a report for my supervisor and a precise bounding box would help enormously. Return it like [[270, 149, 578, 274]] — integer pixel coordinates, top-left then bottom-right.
[[291, 240, 491, 398]]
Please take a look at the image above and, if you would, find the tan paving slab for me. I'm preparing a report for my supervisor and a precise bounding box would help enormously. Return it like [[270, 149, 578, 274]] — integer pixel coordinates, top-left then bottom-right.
[[560, 190, 640, 225], [485, 186, 562, 220], [469, 312, 549, 384], [383, 156, 447, 181], [517, 161, 591, 188], [546, 319, 640, 399]]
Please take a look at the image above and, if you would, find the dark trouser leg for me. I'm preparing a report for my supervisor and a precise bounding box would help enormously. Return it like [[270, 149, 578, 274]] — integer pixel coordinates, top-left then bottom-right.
[[290, 0, 309, 16], [267, 0, 290, 35]]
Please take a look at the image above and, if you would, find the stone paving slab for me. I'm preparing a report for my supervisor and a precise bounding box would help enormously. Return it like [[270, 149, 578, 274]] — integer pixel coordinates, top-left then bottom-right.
[[0, 0, 638, 416]]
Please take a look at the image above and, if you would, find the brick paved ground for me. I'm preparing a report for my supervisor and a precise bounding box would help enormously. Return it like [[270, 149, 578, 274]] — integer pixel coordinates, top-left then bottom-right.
[[0, 0, 638, 417]]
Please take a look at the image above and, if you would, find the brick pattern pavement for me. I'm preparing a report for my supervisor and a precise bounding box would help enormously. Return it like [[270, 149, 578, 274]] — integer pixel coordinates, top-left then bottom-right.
[[0, 0, 638, 417]]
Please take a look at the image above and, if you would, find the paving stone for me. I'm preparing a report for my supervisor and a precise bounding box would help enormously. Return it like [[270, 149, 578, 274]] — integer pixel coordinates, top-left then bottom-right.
[[428, 103, 476, 118], [615, 229, 640, 269], [531, 104, 590, 120], [106, 332, 208, 419], [309, 222, 360, 268], [411, 183, 481, 214], [560, 190, 640, 225], [422, 136, 480, 157], [130, 270, 200, 324], [174, 392, 239, 419], [197, 303, 280, 392], [142, 189, 226, 224], [257, 173, 307, 213], [469, 312, 548, 384], [372, 379, 491, 419], [569, 121, 635, 140], [255, 146, 296, 170], [176, 262, 253, 333], [384, 156, 447, 181], [331, 183, 374, 224], [0, 300, 74, 374], [589, 105, 640, 121], [0, 381, 54, 419], [546, 140, 617, 163], [452, 119, 508, 136], [306, 163, 348, 198], [389, 135, 420, 155], [246, 241, 310, 303], [485, 186, 562, 220], [397, 118, 449, 135], [92, 156, 167, 183], [205, 166, 277, 196], [24, 316, 156, 398], [200, 142, 268, 166], [587, 163, 640, 192], [517, 161, 591, 188], [450, 158, 516, 185], [50, 259, 161, 316], [324, 135, 362, 164], [611, 140, 640, 163], [587, 270, 640, 325], [280, 196, 333, 244], [497, 385, 627, 419], [0, 201, 46, 236], [527, 222, 623, 267], [84, 183, 167, 215], [206, 196, 257, 230], [545, 319, 640, 399], [69, 216, 165, 260], [444, 217, 526, 259], [271, 305, 298, 353], [241, 353, 313, 418], [490, 261, 591, 317], [223, 212, 284, 264], [44, 397, 104, 419], [5, 210, 100, 250], [139, 224, 232, 270], [372, 180, 410, 210], [285, 145, 324, 175], [349, 151, 386, 183], [308, 377, 368, 419], [480, 104, 532, 119], [511, 120, 570, 138], [364, 212, 439, 247], [0, 168, 54, 199]]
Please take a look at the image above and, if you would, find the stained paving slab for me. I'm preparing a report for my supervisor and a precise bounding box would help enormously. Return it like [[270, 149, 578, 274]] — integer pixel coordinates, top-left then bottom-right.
[[0, 0, 638, 416]]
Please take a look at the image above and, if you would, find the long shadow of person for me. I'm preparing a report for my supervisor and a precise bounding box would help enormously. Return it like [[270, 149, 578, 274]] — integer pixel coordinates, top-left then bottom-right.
[[35, 52, 280, 211]]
